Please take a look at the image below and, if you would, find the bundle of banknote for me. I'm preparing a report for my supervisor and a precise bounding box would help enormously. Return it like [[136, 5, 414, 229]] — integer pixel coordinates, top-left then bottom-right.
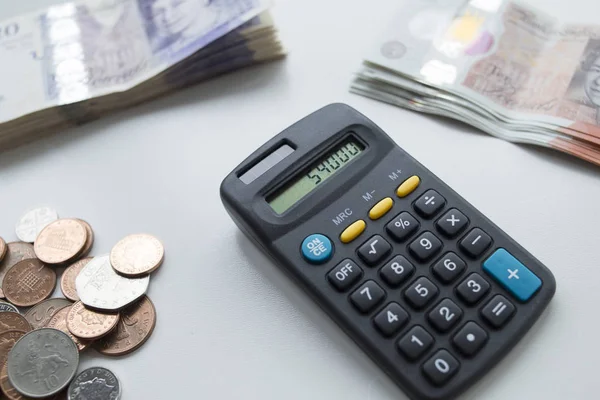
[[0, 0, 285, 150], [351, 0, 600, 166]]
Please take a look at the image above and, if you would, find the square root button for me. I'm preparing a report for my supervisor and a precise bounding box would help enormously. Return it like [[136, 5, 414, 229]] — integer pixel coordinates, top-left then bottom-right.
[[482, 248, 542, 302]]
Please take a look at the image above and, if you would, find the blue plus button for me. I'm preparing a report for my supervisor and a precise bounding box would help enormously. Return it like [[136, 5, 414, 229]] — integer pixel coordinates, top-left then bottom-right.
[[483, 248, 542, 302], [301, 234, 333, 264]]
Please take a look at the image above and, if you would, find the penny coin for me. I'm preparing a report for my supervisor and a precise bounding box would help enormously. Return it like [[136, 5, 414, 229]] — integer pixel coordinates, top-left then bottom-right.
[[95, 296, 156, 356], [76, 255, 149, 311], [15, 207, 58, 243], [66, 302, 119, 340], [60, 258, 92, 302], [110, 234, 164, 277], [67, 367, 121, 400], [75, 220, 94, 259], [0, 313, 31, 334], [0, 243, 36, 299], [45, 307, 91, 352], [24, 299, 72, 330], [7, 328, 79, 398], [34, 219, 87, 264], [0, 302, 19, 314], [3, 259, 56, 307], [0, 238, 6, 263], [0, 331, 27, 372]]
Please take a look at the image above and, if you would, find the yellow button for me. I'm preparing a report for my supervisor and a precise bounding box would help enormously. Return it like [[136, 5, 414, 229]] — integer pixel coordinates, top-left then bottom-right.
[[396, 175, 421, 198], [369, 197, 394, 220], [340, 220, 366, 243]]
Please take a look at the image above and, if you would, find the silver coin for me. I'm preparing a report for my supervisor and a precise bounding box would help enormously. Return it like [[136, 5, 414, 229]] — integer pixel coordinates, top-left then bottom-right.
[[68, 367, 121, 400], [75, 255, 149, 311], [15, 207, 59, 243], [7, 328, 79, 398], [0, 301, 18, 313]]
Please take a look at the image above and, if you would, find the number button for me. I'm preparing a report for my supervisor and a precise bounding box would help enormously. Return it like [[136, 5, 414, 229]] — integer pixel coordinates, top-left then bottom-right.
[[373, 302, 409, 337], [452, 322, 488, 357], [422, 350, 460, 386], [456, 273, 490, 305], [414, 189, 446, 218], [397, 326, 434, 361], [404, 277, 439, 310], [380, 256, 415, 288], [408, 231, 443, 262], [459, 228, 492, 259], [428, 299, 463, 333], [481, 295, 515, 329], [385, 212, 419, 242], [432, 252, 466, 284], [327, 259, 362, 292], [357, 235, 392, 266], [350, 280, 386, 314], [436, 208, 469, 238]]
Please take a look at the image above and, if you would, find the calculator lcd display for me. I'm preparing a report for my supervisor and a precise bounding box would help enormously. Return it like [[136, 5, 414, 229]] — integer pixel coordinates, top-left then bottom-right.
[[267, 138, 364, 214]]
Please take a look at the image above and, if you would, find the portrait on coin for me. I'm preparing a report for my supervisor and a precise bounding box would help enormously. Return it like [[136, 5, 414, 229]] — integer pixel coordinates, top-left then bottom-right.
[[137, 0, 226, 52], [565, 39, 600, 124]]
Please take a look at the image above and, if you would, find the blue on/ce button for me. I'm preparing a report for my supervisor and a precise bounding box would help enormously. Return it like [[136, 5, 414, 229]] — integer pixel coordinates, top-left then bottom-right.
[[483, 248, 542, 302], [301, 234, 333, 264]]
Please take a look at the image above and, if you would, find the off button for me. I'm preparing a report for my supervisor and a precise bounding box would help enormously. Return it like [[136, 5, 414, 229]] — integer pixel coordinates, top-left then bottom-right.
[[301, 234, 334, 264]]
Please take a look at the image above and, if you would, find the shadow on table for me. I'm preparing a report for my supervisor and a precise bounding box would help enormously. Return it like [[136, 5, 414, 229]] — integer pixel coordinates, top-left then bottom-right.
[[0, 60, 288, 172]]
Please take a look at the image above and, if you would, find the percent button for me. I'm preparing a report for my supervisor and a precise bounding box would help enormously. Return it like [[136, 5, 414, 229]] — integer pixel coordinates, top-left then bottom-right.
[[386, 211, 419, 242]]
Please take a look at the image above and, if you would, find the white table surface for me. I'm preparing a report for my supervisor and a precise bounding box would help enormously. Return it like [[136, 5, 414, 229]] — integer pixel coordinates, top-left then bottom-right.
[[1, 0, 599, 399]]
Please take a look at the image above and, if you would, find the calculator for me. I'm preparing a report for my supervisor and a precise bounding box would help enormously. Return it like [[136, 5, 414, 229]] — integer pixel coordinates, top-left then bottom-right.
[[220, 103, 556, 400]]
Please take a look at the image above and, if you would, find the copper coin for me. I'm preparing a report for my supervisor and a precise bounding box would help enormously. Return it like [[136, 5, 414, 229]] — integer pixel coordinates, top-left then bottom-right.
[[0, 313, 31, 334], [60, 257, 92, 302], [0, 243, 36, 299], [33, 219, 87, 264], [45, 306, 91, 352], [95, 296, 156, 356], [66, 301, 119, 340], [2, 259, 56, 307], [0, 238, 6, 263], [110, 234, 164, 277], [0, 330, 26, 371], [24, 298, 72, 329], [75, 220, 94, 259]]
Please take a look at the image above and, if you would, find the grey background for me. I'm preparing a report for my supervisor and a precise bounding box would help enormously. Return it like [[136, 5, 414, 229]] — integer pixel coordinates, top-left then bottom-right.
[[0, 0, 599, 399]]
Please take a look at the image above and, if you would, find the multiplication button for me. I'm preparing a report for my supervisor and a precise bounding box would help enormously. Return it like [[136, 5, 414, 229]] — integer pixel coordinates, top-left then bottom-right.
[[436, 208, 469, 238], [327, 259, 362, 292]]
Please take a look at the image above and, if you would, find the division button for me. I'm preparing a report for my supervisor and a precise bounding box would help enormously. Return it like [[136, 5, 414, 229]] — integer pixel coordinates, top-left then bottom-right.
[[397, 325, 434, 361], [481, 295, 515, 329], [327, 259, 362, 292], [380, 255, 415, 288], [436, 208, 469, 238], [459, 228, 492, 259], [340, 220, 366, 244], [369, 197, 394, 220], [482, 248, 542, 302], [386, 212, 419, 242], [357, 235, 392, 266], [456, 273, 490, 305], [301, 234, 333, 264], [373, 302, 409, 337], [396, 175, 421, 198], [422, 350, 460, 386], [452, 322, 488, 357], [408, 231, 443, 262], [350, 280, 386, 313], [414, 190, 446, 218]]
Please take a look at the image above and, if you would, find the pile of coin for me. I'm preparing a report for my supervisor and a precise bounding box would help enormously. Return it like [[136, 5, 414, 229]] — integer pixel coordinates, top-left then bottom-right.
[[0, 206, 163, 399]]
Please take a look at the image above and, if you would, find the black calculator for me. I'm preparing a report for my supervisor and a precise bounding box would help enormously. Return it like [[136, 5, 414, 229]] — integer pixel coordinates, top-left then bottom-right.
[[220, 103, 556, 400]]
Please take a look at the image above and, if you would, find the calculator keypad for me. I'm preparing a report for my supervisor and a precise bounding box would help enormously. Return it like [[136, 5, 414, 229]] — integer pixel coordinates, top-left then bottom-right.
[[357, 235, 392, 266]]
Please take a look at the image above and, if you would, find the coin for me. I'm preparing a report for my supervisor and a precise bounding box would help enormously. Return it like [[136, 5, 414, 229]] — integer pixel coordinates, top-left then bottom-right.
[[0, 238, 6, 263], [45, 307, 91, 352], [75, 220, 94, 259], [95, 296, 156, 356], [60, 258, 92, 302], [66, 302, 119, 340], [110, 234, 164, 277], [2, 259, 56, 307], [0, 243, 36, 299], [34, 219, 87, 264], [76, 255, 149, 311], [7, 328, 79, 398], [24, 299, 72, 330], [67, 367, 121, 400], [15, 207, 59, 243], [0, 331, 27, 372], [0, 313, 31, 334], [0, 302, 19, 314]]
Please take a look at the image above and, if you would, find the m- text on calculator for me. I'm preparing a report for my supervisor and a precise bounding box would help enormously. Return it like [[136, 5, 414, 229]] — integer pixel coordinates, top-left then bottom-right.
[[220, 103, 556, 400]]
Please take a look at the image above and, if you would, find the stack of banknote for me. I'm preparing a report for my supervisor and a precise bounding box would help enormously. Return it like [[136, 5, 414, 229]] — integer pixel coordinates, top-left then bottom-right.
[[352, 0, 600, 166], [0, 0, 285, 150]]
